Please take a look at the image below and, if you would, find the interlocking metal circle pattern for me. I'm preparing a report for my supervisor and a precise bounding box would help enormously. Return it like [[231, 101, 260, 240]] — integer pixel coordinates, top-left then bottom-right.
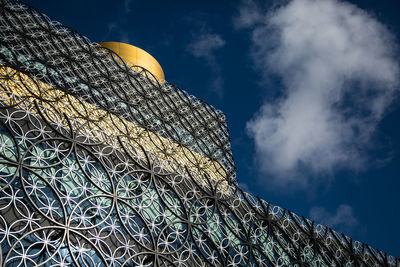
[[0, 0, 398, 266]]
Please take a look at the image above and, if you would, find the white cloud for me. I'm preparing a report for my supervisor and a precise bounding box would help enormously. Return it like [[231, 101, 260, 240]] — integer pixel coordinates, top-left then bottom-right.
[[240, 0, 399, 187], [187, 33, 226, 97], [309, 204, 358, 232]]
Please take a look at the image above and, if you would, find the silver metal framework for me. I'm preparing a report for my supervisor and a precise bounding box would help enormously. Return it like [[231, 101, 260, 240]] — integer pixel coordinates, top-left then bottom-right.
[[0, 0, 398, 266]]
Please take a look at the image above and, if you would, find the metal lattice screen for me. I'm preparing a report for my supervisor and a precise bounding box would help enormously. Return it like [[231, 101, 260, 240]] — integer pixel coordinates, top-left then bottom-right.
[[0, 0, 398, 266]]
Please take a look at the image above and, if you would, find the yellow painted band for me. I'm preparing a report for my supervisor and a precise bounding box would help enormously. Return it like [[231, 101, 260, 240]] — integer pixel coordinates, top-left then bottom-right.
[[0, 65, 229, 191]]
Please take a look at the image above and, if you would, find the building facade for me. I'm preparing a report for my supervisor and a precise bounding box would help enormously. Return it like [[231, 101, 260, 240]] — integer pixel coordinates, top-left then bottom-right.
[[0, 0, 398, 266]]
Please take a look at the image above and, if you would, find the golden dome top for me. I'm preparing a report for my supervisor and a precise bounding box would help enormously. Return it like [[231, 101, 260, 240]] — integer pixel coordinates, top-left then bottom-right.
[[99, 41, 165, 83]]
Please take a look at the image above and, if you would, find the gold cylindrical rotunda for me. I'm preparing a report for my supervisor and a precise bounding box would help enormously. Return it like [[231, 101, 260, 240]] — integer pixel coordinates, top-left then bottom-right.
[[99, 41, 165, 83]]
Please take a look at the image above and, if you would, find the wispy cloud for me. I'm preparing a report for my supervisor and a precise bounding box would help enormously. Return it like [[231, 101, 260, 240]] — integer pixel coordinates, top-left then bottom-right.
[[102, 2, 133, 42], [187, 33, 226, 97], [235, 0, 400, 188], [233, 0, 265, 29], [309, 204, 358, 233], [104, 22, 131, 44], [238, 182, 253, 195], [187, 33, 225, 60], [124, 0, 132, 13]]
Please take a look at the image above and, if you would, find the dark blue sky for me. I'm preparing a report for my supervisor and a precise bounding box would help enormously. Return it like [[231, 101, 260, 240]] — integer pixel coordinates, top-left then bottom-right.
[[23, 0, 400, 257]]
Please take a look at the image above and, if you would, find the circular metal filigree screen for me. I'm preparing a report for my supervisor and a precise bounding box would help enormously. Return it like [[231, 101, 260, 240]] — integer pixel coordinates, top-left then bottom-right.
[[0, 0, 398, 266]]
